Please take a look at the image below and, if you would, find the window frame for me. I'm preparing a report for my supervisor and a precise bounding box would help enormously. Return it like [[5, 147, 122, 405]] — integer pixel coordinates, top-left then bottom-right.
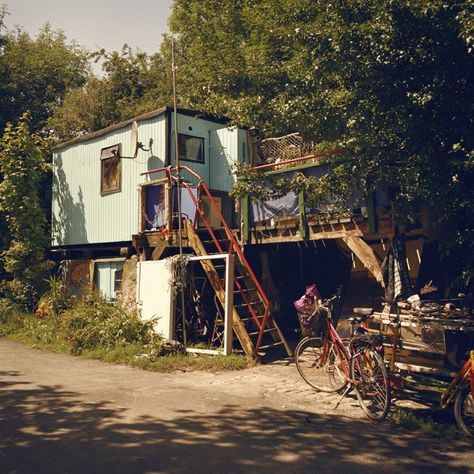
[[100, 144, 122, 195], [178, 133, 205, 164]]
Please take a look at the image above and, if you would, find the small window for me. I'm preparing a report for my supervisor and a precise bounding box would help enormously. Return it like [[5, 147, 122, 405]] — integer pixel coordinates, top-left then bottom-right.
[[178, 134, 204, 163], [114, 269, 123, 293], [100, 144, 121, 194]]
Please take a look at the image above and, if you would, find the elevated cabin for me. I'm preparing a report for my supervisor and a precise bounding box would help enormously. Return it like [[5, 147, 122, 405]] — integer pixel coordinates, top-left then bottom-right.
[[52, 116, 429, 360], [52, 107, 249, 297]]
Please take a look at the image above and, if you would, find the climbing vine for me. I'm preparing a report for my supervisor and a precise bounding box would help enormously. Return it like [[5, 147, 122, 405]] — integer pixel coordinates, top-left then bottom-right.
[[0, 114, 53, 309], [230, 160, 365, 216]]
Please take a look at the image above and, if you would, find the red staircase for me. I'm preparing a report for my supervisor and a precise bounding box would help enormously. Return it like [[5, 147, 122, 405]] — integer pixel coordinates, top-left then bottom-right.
[[141, 165, 291, 359]]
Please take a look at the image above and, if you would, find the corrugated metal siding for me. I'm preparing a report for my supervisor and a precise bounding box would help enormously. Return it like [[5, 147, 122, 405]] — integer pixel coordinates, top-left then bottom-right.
[[52, 115, 167, 246], [210, 127, 238, 191], [52, 111, 247, 247], [169, 115, 247, 192]]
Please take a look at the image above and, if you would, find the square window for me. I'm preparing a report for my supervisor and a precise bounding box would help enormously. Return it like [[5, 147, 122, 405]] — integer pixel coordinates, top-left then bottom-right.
[[100, 144, 121, 194], [178, 134, 204, 163]]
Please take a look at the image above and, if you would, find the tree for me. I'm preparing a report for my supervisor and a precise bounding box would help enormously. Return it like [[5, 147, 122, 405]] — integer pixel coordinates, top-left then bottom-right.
[[0, 18, 90, 134], [169, 0, 474, 290], [0, 114, 53, 309], [49, 45, 174, 139]]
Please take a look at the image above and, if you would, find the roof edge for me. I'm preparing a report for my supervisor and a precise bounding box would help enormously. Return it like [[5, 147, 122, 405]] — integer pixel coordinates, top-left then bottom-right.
[[54, 106, 235, 150]]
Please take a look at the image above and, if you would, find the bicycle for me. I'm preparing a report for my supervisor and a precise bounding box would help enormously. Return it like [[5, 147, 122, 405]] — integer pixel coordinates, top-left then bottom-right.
[[294, 297, 391, 421]]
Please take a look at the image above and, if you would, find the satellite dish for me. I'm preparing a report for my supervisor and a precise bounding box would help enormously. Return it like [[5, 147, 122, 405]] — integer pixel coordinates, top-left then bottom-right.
[[130, 121, 139, 158]]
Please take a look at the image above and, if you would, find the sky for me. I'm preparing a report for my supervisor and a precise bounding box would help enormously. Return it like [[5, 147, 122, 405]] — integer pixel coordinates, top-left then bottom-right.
[[3, 0, 173, 54]]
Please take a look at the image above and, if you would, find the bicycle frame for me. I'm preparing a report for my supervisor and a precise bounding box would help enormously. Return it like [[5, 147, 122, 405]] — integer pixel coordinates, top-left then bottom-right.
[[440, 350, 474, 410], [319, 318, 352, 381]]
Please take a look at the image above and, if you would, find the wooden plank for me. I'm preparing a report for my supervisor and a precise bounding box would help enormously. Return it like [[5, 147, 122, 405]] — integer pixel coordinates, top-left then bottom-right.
[[340, 236, 384, 287], [310, 228, 363, 240], [152, 246, 167, 261], [185, 221, 258, 361]]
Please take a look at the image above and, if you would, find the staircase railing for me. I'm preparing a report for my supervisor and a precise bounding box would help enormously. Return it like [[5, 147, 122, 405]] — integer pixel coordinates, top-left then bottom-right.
[[141, 165, 271, 351]]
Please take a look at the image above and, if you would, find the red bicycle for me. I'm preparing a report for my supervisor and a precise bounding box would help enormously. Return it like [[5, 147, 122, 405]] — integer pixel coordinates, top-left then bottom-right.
[[294, 297, 390, 421]]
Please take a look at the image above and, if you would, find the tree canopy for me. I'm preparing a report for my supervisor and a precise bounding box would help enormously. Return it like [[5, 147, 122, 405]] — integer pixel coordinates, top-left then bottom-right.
[[168, 0, 473, 288], [0, 10, 90, 134], [0, 1, 473, 291]]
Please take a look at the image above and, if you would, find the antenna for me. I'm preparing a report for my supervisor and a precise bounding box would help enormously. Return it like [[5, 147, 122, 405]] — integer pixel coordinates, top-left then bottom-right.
[[172, 36, 187, 345]]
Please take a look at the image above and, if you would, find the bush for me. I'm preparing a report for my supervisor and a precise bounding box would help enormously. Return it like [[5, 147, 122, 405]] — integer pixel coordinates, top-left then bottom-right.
[[58, 291, 162, 353]]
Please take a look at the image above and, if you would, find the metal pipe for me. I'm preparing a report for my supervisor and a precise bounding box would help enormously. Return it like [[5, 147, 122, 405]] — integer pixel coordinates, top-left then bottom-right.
[[171, 38, 186, 345]]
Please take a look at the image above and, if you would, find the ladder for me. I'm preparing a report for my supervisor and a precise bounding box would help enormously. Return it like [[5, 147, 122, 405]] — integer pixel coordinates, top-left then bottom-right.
[[186, 221, 291, 360], [171, 166, 291, 360]]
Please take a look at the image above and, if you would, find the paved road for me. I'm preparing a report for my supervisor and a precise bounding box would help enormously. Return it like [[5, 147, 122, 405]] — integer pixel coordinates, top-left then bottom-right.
[[0, 338, 472, 474]]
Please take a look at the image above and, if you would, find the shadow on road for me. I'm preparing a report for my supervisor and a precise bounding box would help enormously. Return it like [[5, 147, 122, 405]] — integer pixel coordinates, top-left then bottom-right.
[[0, 373, 471, 474]]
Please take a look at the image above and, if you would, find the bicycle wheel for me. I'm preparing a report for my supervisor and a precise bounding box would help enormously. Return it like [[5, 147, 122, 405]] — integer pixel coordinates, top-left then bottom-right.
[[454, 383, 474, 437], [351, 348, 390, 421], [295, 336, 348, 393]]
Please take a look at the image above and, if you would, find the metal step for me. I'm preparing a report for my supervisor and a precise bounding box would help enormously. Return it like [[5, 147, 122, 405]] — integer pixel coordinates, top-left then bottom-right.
[[235, 301, 262, 309], [240, 314, 265, 322], [234, 287, 257, 294], [200, 238, 231, 246]]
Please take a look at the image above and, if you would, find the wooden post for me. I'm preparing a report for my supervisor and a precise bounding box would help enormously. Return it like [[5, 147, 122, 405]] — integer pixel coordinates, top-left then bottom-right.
[[298, 189, 307, 239], [367, 191, 377, 234]]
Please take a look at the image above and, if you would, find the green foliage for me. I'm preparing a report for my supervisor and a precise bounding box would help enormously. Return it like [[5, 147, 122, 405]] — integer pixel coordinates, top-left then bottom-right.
[[390, 408, 465, 440], [0, 304, 249, 372], [169, 0, 473, 210], [0, 19, 89, 133], [49, 45, 174, 139], [37, 275, 70, 319], [168, 0, 473, 290], [0, 114, 53, 309], [58, 291, 161, 353]]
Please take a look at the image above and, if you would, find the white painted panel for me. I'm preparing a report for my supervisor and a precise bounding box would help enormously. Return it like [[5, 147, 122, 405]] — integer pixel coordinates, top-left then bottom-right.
[[136, 260, 175, 340]]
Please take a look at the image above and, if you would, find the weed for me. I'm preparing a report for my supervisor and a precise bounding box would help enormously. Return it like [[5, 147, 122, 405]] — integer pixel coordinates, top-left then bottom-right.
[[390, 408, 466, 440], [0, 299, 249, 373]]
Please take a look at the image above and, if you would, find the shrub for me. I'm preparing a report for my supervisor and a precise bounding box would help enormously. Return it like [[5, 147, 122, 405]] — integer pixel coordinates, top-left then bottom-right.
[[58, 291, 161, 353]]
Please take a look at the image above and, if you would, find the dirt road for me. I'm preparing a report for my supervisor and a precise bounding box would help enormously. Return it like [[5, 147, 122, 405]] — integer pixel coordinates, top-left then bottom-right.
[[0, 338, 472, 473]]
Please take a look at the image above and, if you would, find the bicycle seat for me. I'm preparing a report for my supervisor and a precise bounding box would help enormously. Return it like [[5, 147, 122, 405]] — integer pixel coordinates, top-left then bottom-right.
[[353, 307, 374, 316]]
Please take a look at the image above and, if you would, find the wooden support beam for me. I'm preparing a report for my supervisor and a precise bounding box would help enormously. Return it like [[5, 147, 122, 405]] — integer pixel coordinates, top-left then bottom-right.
[[340, 236, 385, 287]]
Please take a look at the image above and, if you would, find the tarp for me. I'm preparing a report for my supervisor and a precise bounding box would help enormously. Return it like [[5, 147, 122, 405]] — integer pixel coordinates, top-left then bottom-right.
[[249, 163, 366, 224]]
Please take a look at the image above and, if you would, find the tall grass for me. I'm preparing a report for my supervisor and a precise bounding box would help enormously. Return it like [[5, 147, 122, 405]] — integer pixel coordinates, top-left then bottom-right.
[[0, 288, 248, 372]]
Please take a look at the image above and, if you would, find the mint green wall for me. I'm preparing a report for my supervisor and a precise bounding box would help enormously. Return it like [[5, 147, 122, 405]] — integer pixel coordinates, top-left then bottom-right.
[[52, 115, 166, 247], [52, 111, 247, 247]]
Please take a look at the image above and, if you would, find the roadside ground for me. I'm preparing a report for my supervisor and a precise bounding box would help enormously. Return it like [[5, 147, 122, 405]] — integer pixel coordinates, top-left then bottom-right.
[[0, 338, 472, 473]]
